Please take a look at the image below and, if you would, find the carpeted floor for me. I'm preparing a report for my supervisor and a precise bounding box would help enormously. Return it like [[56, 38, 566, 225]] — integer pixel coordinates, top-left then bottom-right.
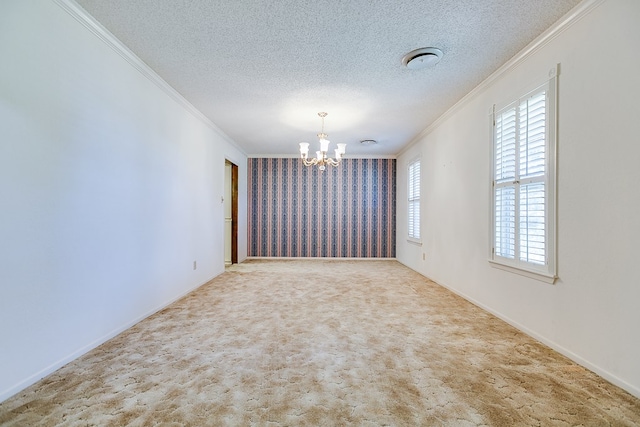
[[1, 259, 639, 426]]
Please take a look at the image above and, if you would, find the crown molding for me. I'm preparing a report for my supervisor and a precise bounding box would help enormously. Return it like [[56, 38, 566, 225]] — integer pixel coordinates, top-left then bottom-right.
[[51, 0, 247, 157], [248, 154, 396, 159], [249, 154, 304, 159], [397, 0, 606, 157]]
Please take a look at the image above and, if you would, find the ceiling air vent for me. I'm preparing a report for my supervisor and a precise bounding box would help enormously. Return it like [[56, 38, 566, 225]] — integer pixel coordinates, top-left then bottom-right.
[[402, 47, 443, 70]]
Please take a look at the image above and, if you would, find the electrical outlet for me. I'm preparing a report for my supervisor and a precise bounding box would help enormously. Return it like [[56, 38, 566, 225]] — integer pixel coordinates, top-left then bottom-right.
[[193, 260, 197, 270]]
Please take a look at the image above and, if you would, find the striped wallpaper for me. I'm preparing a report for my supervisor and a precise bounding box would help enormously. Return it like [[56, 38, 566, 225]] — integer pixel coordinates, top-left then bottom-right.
[[248, 158, 396, 258]]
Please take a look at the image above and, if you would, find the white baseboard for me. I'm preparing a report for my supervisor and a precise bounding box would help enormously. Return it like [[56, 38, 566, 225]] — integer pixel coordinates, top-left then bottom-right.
[[245, 256, 397, 261], [0, 272, 222, 403], [401, 263, 640, 399]]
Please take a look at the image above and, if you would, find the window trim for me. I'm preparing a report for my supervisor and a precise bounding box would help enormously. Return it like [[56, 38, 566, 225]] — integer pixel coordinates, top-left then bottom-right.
[[489, 66, 558, 283], [407, 157, 421, 244]]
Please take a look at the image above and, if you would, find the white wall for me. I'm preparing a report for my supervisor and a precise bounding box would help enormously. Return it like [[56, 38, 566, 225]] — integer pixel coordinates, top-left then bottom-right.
[[397, 0, 640, 398], [0, 0, 247, 401]]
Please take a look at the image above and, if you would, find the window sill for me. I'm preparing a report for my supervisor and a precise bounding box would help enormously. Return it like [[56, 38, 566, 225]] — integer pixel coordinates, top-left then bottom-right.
[[407, 238, 422, 246], [489, 259, 557, 284]]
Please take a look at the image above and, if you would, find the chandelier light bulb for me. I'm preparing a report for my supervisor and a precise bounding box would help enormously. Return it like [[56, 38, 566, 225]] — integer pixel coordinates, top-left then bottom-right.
[[299, 142, 309, 158], [320, 138, 330, 153]]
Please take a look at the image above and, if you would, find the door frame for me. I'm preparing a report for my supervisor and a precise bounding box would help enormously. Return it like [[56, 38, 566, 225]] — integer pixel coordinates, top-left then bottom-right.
[[225, 159, 238, 265]]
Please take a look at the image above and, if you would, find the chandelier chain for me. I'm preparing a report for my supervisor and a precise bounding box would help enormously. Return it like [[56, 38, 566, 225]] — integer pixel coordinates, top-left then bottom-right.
[[318, 112, 327, 139]]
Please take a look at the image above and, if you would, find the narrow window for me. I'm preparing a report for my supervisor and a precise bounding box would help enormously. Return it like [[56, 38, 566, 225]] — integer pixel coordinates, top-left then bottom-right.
[[491, 71, 557, 282], [408, 159, 421, 241]]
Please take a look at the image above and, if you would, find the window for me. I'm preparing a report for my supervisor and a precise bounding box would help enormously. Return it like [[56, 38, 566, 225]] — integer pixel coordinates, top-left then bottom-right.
[[490, 69, 557, 283], [408, 158, 421, 241]]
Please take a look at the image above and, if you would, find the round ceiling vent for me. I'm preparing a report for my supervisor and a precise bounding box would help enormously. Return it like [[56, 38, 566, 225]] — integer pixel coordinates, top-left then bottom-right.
[[360, 139, 377, 145], [402, 47, 443, 70]]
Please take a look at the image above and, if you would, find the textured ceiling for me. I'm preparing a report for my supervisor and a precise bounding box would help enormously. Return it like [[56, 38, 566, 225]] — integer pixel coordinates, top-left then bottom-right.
[[73, 0, 582, 156]]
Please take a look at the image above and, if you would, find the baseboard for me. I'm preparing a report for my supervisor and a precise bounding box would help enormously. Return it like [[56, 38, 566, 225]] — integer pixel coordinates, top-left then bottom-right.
[[0, 271, 222, 404], [399, 262, 640, 399], [246, 256, 397, 261]]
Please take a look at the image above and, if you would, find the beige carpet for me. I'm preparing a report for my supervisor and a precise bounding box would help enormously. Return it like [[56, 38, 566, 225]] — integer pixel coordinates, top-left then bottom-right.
[[1, 259, 639, 426]]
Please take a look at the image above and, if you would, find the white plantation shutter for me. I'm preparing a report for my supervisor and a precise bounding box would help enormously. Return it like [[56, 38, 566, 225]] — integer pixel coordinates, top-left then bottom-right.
[[408, 159, 420, 240], [495, 105, 517, 259], [495, 107, 516, 184], [520, 93, 546, 178], [491, 72, 557, 282], [520, 182, 545, 264], [495, 186, 515, 258]]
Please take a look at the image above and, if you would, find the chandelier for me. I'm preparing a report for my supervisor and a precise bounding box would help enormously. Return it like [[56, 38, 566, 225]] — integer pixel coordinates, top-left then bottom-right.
[[299, 112, 346, 171]]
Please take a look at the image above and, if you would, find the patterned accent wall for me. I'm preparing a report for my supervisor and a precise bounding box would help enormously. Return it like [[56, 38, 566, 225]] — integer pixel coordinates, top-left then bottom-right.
[[248, 158, 396, 257]]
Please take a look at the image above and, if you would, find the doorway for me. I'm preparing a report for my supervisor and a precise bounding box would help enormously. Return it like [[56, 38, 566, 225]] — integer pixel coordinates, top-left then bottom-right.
[[224, 160, 238, 265]]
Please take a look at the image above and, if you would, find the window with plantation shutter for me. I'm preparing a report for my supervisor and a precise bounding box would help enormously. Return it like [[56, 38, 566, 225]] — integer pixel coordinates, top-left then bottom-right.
[[490, 69, 557, 283], [408, 159, 420, 241]]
